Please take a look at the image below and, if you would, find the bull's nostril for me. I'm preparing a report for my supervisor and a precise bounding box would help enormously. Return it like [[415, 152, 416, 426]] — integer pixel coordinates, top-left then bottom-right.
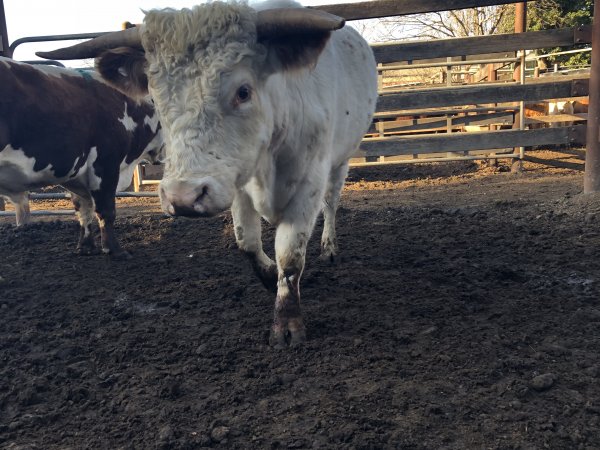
[[192, 185, 209, 214], [195, 185, 209, 203]]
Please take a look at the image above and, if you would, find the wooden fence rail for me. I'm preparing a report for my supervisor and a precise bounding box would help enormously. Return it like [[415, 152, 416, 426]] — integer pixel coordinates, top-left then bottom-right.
[[315, 0, 522, 21], [377, 78, 589, 111], [372, 26, 591, 63], [360, 124, 586, 156]]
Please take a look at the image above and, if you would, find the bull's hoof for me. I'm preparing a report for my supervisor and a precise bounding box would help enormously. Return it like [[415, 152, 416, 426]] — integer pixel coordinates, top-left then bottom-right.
[[255, 265, 277, 293], [319, 240, 339, 265], [269, 329, 288, 350], [289, 328, 307, 347], [318, 250, 338, 265]]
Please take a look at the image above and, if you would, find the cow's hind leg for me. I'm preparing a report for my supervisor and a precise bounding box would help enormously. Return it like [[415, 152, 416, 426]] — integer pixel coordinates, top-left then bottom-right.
[[90, 187, 130, 259], [320, 161, 349, 262], [7, 192, 31, 226], [231, 191, 277, 291], [70, 192, 97, 255]]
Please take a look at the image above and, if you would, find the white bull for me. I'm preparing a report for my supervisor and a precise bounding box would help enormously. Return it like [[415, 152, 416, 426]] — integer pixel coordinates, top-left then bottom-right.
[[39, 0, 378, 347]]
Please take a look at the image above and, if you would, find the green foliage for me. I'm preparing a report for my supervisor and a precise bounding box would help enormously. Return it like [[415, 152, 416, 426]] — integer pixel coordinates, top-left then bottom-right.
[[528, 0, 593, 68]]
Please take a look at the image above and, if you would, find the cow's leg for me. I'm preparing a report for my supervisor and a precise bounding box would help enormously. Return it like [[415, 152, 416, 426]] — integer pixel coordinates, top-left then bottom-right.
[[90, 188, 130, 259], [10, 192, 31, 226], [231, 191, 277, 291], [320, 161, 349, 262], [70, 192, 96, 255]]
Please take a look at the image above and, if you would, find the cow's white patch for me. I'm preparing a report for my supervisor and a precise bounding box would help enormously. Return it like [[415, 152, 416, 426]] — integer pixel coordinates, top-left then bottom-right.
[[0, 145, 99, 197], [116, 131, 163, 191], [87, 147, 103, 191], [119, 103, 137, 132], [144, 112, 160, 134], [0, 145, 55, 192]]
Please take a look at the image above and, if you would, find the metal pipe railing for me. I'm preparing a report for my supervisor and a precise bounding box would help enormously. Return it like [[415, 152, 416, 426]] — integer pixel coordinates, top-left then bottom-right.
[[27, 191, 159, 200], [349, 153, 521, 167], [8, 32, 107, 58]]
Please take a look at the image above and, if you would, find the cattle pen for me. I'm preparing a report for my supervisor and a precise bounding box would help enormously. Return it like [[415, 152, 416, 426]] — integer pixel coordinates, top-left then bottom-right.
[[1, 0, 600, 219], [2, 1, 600, 449]]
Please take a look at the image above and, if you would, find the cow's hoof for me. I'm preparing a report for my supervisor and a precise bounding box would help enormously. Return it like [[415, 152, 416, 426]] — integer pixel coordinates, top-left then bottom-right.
[[269, 327, 306, 349], [109, 249, 132, 260], [77, 246, 98, 256]]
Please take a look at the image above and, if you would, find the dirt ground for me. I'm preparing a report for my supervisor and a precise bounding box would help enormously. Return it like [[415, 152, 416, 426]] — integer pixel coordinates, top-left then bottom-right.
[[1, 149, 600, 449]]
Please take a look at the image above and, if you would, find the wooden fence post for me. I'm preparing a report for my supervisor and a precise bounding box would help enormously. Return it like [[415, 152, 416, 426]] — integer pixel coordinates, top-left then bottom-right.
[[512, 2, 527, 173], [585, 0, 600, 193], [0, 0, 9, 58]]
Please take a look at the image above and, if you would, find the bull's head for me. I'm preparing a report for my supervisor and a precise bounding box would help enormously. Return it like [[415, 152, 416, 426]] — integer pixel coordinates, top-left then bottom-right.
[[37, 3, 344, 217]]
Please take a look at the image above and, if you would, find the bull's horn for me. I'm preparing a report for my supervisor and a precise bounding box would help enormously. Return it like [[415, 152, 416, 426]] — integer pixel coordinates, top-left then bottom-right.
[[256, 8, 345, 38], [36, 27, 142, 60]]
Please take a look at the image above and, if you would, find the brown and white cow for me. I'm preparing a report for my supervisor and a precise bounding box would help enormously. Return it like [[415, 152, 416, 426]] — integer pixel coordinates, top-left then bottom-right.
[[0, 57, 163, 258], [39, 0, 378, 346]]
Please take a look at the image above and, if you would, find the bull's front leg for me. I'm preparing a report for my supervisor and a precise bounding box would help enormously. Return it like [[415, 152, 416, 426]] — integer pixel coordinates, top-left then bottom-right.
[[270, 174, 326, 348], [270, 221, 311, 348], [231, 191, 277, 291]]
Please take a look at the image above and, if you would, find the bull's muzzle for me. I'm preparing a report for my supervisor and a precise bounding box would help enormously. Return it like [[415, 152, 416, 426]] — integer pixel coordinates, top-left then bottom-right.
[[159, 179, 212, 217]]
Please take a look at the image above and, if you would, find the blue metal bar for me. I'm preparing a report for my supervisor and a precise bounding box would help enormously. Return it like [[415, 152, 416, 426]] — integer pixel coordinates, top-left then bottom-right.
[[21, 59, 65, 67]]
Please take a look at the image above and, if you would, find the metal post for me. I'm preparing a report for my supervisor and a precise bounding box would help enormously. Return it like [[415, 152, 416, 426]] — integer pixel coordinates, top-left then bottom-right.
[[0, 0, 10, 57], [584, 0, 600, 193]]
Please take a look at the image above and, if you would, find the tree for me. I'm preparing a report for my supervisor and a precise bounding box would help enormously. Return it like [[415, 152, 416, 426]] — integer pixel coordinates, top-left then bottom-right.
[[527, 0, 593, 68], [350, 5, 514, 43], [353, 0, 592, 69]]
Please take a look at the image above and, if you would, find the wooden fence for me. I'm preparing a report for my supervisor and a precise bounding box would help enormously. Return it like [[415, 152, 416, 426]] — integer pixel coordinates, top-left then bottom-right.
[[0, 0, 597, 202], [312, 1, 591, 168]]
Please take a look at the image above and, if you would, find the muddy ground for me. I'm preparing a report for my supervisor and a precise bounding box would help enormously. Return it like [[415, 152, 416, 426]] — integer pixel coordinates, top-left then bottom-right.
[[1, 149, 600, 449]]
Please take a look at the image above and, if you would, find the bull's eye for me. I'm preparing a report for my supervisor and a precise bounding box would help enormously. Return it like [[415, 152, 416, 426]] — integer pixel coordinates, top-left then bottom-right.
[[236, 85, 251, 104]]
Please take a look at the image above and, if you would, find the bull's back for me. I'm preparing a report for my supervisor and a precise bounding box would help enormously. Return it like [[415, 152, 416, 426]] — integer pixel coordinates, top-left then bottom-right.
[[318, 27, 378, 164]]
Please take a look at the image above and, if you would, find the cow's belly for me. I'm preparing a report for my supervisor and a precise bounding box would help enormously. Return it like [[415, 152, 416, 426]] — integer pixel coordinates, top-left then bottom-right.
[[0, 144, 83, 194]]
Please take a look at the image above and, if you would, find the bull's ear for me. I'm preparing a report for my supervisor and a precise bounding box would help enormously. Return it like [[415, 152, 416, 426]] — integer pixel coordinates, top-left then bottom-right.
[[95, 47, 149, 100], [260, 31, 332, 73], [256, 8, 344, 73]]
